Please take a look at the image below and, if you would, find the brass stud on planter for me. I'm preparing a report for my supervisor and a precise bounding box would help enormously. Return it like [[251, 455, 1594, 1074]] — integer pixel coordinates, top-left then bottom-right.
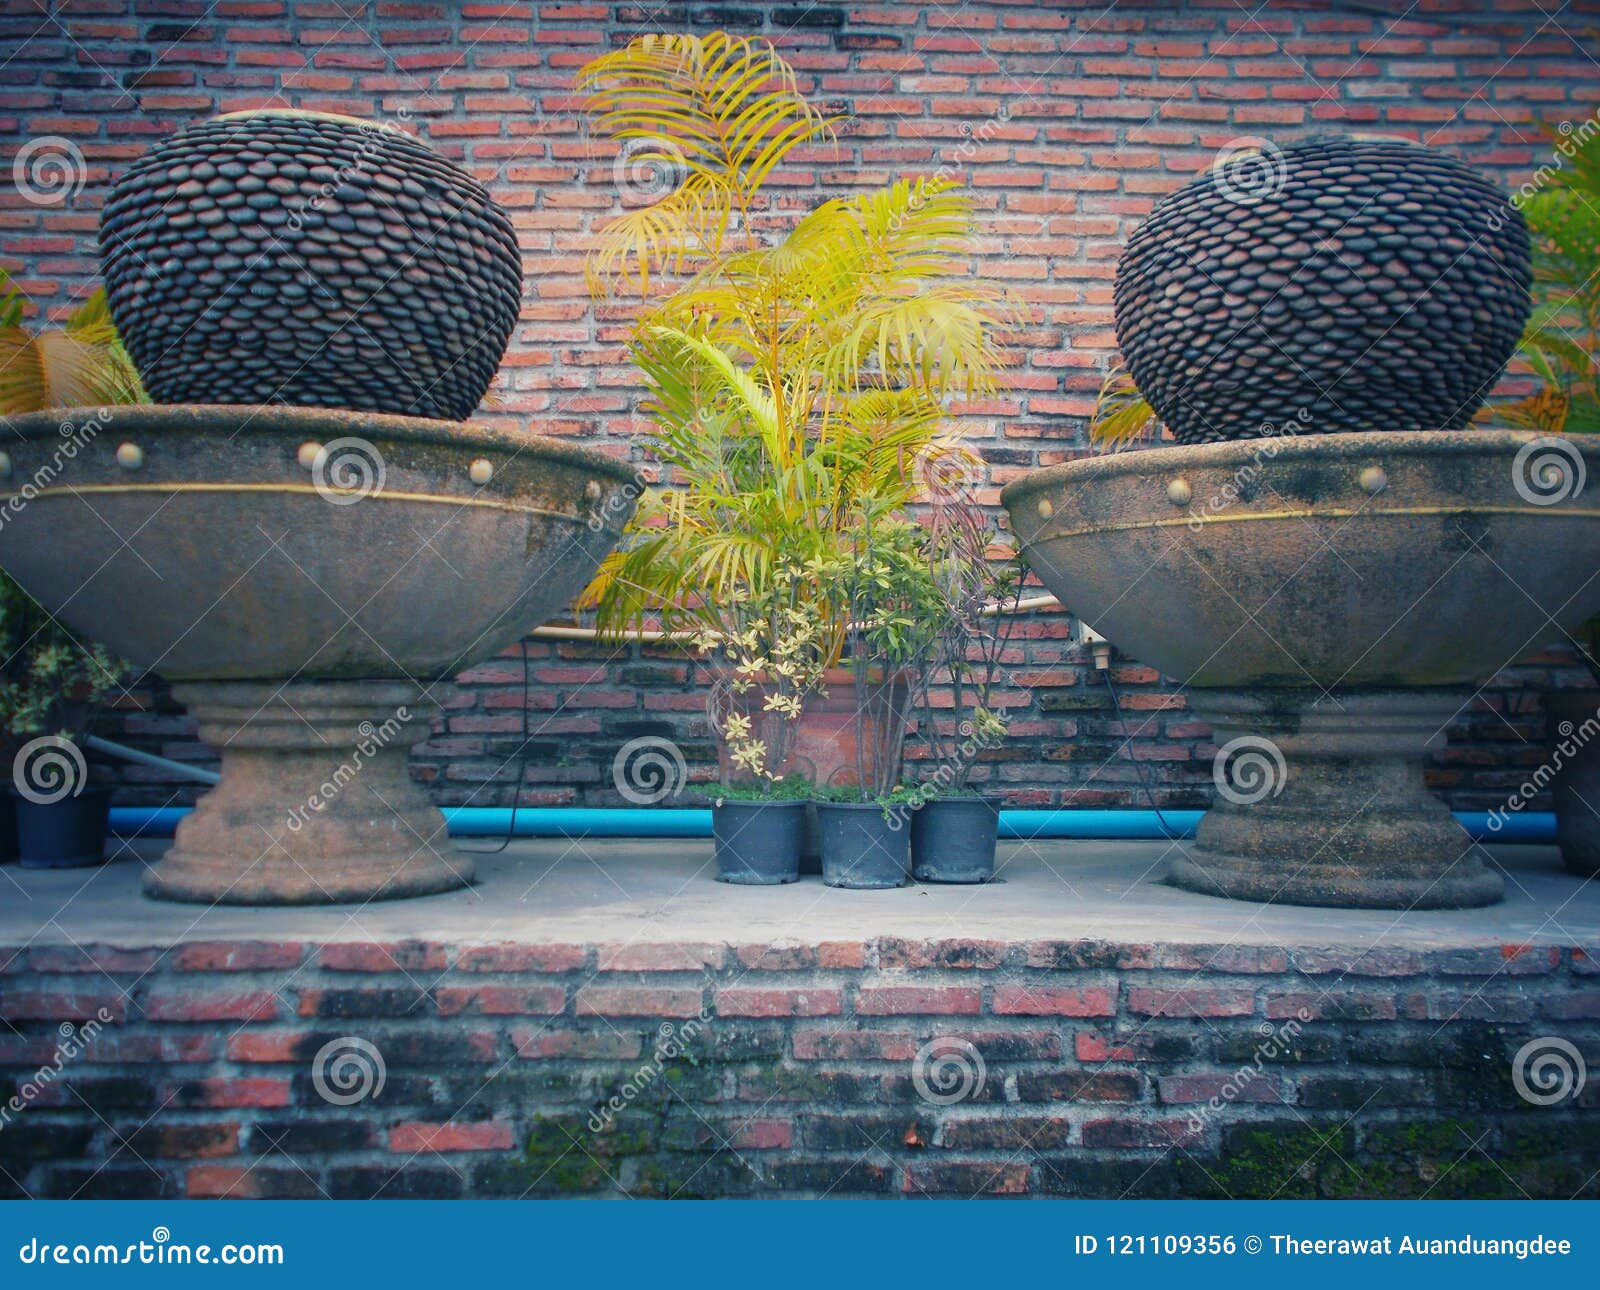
[[469, 458, 493, 486], [583, 480, 603, 503], [297, 442, 323, 471], [1166, 477, 1193, 507], [1359, 465, 1388, 495], [1037, 497, 1054, 519], [115, 442, 144, 470]]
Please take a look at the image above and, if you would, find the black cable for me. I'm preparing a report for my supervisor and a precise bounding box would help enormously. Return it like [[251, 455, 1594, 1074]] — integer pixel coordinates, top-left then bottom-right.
[[1097, 660, 1183, 842], [459, 636, 529, 855]]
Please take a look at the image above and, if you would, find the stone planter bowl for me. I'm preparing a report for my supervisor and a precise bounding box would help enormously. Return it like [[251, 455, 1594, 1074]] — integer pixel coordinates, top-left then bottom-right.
[[0, 404, 638, 904], [1002, 430, 1600, 909]]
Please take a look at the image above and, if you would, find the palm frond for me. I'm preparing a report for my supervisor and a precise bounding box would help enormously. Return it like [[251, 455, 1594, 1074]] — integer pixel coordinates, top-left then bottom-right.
[[1089, 364, 1161, 447], [578, 31, 835, 299], [0, 275, 147, 414]]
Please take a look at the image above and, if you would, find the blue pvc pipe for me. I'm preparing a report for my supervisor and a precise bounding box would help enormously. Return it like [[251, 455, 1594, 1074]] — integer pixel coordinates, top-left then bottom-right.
[[1001, 809, 1202, 840], [445, 807, 712, 838], [106, 805, 1557, 843]]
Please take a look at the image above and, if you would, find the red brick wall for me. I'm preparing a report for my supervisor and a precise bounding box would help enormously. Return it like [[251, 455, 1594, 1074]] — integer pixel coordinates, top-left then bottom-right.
[[3, 1, 1596, 810], [1, 935, 1595, 1197]]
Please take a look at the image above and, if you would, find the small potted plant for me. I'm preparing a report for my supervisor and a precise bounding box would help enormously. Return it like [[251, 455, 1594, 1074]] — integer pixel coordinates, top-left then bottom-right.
[[907, 481, 1023, 883], [811, 521, 942, 889], [700, 559, 829, 884], [0, 573, 129, 868]]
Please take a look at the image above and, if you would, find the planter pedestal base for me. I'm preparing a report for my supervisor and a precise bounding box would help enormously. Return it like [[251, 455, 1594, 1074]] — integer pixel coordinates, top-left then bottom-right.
[[142, 680, 472, 906], [1170, 689, 1503, 910]]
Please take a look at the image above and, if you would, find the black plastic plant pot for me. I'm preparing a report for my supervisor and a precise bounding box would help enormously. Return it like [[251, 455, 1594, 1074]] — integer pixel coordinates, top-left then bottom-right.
[[14, 788, 113, 869], [911, 796, 1003, 883], [817, 802, 909, 889], [0, 792, 15, 863], [714, 800, 806, 885]]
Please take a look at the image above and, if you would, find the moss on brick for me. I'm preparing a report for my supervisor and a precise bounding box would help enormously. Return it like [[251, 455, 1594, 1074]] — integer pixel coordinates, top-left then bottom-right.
[[520, 1113, 656, 1195], [1182, 1117, 1600, 1200], [633, 1150, 760, 1199], [1194, 1123, 1350, 1198]]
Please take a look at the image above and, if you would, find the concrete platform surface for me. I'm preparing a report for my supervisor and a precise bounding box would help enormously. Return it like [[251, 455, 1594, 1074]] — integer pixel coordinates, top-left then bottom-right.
[[2, 838, 1596, 950]]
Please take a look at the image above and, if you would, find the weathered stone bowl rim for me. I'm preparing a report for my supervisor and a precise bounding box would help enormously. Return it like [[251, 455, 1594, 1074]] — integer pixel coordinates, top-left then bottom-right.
[[999, 428, 1592, 509], [1, 404, 639, 483]]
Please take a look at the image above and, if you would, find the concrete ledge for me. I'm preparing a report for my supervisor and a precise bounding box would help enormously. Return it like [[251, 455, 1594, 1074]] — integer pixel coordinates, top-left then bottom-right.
[[0, 842, 1596, 1198], [6, 839, 1597, 950]]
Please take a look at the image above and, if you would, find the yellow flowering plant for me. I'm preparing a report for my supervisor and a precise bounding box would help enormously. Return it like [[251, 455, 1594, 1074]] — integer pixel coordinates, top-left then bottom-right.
[[700, 557, 832, 794]]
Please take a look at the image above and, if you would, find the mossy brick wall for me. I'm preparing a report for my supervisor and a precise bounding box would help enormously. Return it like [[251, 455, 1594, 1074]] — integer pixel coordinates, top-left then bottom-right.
[[0, 936, 1596, 1198], [3, 1, 1598, 809]]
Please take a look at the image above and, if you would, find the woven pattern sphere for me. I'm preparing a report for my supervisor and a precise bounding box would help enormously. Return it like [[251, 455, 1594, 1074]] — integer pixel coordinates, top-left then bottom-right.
[[100, 110, 523, 421], [1113, 135, 1532, 443]]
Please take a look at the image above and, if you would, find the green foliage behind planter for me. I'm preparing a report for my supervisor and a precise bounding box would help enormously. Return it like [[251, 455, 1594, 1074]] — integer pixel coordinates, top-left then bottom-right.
[[0, 572, 128, 744], [1499, 123, 1600, 435]]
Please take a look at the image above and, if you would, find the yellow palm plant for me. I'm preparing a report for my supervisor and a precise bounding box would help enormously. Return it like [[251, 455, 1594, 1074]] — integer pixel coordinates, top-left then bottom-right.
[[575, 32, 1007, 659], [0, 270, 146, 414], [581, 176, 1005, 656]]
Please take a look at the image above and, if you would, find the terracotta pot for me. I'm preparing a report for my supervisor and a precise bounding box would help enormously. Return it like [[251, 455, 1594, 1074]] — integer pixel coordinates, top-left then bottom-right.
[[1545, 689, 1600, 879], [715, 666, 910, 789], [0, 405, 636, 904], [1004, 429, 1600, 909]]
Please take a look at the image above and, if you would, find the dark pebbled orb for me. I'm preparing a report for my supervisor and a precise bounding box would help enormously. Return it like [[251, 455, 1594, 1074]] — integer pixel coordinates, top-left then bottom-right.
[[100, 110, 523, 421], [1113, 135, 1532, 443]]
